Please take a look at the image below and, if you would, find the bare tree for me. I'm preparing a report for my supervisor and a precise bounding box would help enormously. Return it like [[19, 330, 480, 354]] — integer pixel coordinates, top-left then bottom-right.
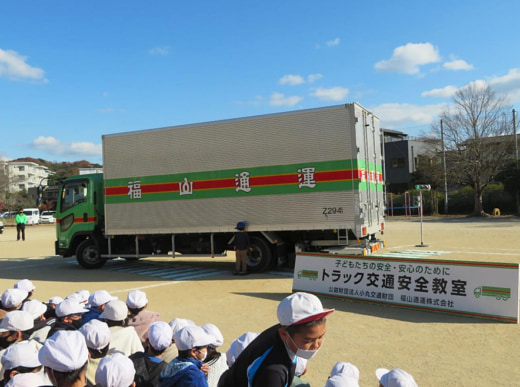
[[438, 83, 512, 216]]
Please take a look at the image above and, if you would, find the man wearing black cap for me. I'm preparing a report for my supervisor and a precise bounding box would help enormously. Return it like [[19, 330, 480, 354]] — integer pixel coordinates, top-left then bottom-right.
[[217, 292, 333, 387]]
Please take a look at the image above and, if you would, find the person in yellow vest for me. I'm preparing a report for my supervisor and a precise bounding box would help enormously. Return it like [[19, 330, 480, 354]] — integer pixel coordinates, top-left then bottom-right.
[[15, 210, 27, 241]]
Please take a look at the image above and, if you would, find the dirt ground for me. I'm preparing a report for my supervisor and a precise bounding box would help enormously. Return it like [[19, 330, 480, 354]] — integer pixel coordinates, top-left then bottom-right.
[[0, 216, 519, 386]]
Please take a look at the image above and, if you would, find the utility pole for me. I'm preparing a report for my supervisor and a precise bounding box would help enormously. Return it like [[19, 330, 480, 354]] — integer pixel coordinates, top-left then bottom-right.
[[513, 109, 519, 216], [441, 120, 448, 214], [514, 109, 518, 165], [415, 184, 431, 247]]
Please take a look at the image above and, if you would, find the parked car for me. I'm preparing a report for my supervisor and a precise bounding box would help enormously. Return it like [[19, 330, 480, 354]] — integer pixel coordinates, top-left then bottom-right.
[[39, 211, 56, 224]]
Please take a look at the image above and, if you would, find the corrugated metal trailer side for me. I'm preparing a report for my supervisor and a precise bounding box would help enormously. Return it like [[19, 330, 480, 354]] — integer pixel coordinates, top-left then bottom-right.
[[102, 103, 384, 240]]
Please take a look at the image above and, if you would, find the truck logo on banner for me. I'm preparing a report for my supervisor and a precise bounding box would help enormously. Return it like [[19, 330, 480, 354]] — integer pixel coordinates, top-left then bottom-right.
[[474, 286, 511, 301], [293, 253, 519, 323]]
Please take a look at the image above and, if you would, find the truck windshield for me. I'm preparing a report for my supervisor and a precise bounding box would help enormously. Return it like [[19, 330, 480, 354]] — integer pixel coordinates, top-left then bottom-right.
[[60, 180, 89, 212]]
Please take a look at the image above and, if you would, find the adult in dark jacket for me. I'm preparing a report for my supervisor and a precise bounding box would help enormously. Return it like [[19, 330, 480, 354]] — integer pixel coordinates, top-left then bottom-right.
[[217, 292, 334, 387], [130, 321, 172, 386]]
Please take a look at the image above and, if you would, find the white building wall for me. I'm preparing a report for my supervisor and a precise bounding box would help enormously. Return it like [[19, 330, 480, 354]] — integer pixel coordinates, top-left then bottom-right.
[[7, 161, 51, 193], [78, 168, 104, 175]]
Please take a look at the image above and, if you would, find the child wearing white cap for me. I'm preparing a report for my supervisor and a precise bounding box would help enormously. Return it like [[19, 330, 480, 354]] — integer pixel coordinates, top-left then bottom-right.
[[13, 280, 35, 304], [83, 290, 117, 325], [218, 292, 334, 387], [201, 323, 228, 387], [45, 297, 64, 320], [130, 321, 172, 386], [46, 299, 89, 339], [78, 320, 112, 386], [323, 362, 360, 387], [225, 332, 259, 368], [1, 341, 44, 385], [162, 318, 196, 364], [38, 330, 89, 387], [0, 311, 41, 384], [126, 290, 161, 345], [99, 300, 144, 357], [22, 300, 55, 345], [158, 325, 214, 387], [376, 368, 418, 387], [95, 353, 136, 387], [1, 290, 28, 317]]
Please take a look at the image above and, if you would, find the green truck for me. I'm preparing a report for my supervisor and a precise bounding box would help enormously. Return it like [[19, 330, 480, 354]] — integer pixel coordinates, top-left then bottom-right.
[[297, 270, 319, 280], [54, 103, 385, 271], [474, 286, 511, 301]]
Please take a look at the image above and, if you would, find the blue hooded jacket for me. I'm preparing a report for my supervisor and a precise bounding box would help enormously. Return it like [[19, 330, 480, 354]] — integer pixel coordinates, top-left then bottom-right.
[[159, 357, 208, 387]]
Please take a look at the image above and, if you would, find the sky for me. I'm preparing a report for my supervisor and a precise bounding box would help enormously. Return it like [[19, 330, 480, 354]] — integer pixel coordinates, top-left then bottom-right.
[[1, 0, 520, 165]]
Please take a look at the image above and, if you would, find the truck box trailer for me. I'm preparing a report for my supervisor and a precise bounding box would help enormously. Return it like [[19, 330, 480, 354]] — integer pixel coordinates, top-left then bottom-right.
[[55, 102, 385, 270]]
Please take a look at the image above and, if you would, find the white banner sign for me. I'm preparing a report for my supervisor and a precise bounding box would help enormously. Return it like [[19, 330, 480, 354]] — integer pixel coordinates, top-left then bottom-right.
[[293, 253, 519, 323]]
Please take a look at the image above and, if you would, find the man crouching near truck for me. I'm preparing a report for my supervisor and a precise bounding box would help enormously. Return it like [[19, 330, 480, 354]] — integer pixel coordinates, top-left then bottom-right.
[[233, 221, 251, 276]]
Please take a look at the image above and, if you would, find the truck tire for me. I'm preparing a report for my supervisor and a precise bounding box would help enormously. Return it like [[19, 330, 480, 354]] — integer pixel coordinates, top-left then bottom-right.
[[76, 239, 106, 269], [247, 236, 272, 272]]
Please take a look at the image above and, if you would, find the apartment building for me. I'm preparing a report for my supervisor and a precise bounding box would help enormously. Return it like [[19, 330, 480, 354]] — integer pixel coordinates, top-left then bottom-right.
[[2, 161, 52, 193]]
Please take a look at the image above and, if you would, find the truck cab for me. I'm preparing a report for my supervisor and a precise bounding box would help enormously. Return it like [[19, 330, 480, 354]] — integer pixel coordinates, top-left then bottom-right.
[[55, 174, 105, 266]]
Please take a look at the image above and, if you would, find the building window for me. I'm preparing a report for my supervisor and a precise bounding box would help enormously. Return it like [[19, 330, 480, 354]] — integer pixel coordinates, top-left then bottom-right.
[[391, 158, 406, 168], [18, 166, 25, 172]]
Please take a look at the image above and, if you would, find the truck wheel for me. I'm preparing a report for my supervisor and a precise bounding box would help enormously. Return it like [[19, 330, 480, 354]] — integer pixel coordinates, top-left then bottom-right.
[[76, 239, 106, 269], [247, 236, 272, 272]]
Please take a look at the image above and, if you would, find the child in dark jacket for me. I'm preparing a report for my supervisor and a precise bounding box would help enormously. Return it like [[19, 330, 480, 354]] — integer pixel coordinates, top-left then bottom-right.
[[159, 325, 213, 387]]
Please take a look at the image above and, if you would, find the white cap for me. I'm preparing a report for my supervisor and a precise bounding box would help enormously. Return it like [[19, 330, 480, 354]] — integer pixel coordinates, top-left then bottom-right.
[[22, 300, 48, 320], [1, 289, 28, 309], [201, 323, 224, 347], [226, 332, 259, 367], [169, 318, 196, 337], [331, 362, 360, 380], [39, 331, 89, 372], [49, 296, 64, 305], [95, 353, 136, 387], [376, 368, 418, 387], [75, 290, 90, 304], [56, 299, 89, 317], [65, 292, 82, 303], [99, 300, 128, 322], [148, 321, 172, 351], [1, 341, 41, 370], [89, 290, 117, 307], [5, 372, 47, 387], [14, 279, 35, 293], [277, 292, 334, 326], [79, 319, 111, 350], [0, 311, 34, 332], [126, 290, 148, 309], [325, 375, 360, 387], [174, 325, 213, 351], [323, 362, 360, 387]]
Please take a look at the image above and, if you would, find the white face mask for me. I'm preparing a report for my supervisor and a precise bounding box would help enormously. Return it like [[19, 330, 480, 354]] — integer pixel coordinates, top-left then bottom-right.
[[196, 349, 207, 361], [285, 332, 323, 360]]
